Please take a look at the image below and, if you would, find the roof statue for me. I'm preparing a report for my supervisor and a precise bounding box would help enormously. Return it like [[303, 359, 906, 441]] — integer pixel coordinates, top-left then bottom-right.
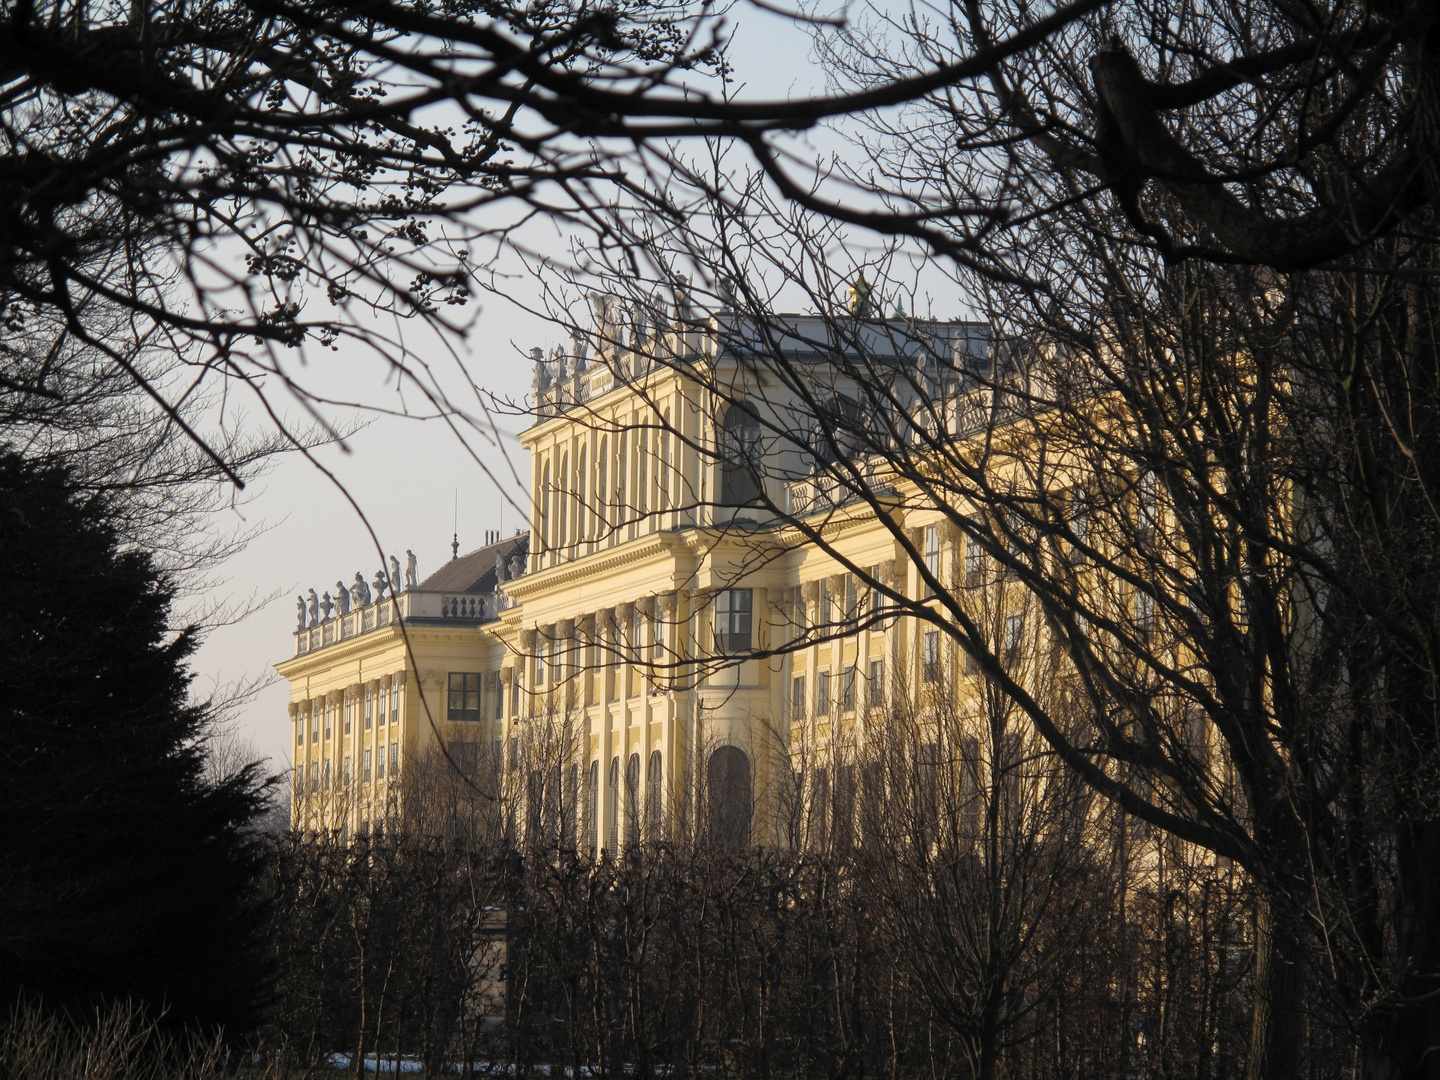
[[373, 569, 389, 601], [308, 588, 320, 625], [405, 550, 419, 590], [296, 595, 308, 631], [320, 591, 334, 620], [335, 580, 351, 615], [848, 273, 873, 318], [390, 555, 402, 594], [352, 572, 372, 606]]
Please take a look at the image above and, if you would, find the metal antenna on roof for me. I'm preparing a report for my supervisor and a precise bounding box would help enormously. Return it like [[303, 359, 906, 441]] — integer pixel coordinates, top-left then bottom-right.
[[452, 489, 459, 561]]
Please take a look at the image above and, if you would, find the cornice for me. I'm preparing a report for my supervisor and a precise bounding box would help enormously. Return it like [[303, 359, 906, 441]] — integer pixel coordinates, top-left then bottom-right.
[[274, 619, 494, 677]]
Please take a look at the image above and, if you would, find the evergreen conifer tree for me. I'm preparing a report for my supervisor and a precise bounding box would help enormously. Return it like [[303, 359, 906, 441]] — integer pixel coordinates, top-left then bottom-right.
[[0, 448, 270, 1033]]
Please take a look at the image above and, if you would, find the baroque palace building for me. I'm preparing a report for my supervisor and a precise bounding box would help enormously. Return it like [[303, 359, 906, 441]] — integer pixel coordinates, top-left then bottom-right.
[[278, 295, 1016, 846]]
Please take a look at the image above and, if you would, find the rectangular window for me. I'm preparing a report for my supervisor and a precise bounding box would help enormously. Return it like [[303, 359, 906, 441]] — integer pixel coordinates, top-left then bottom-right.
[[924, 525, 940, 597], [965, 534, 985, 587], [296, 720, 303, 746], [817, 579, 831, 625], [322, 760, 331, 788], [816, 670, 832, 715], [344, 699, 352, 735], [390, 685, 399, 726], [867, 565, 882, 615], [792, 674, 806, 720], [448, 672, 482, 722], [790, 585, 806, 631], [964, 643, 980, 676], [714, 588, 753, 653], [312, 711, 319, 743], [363, 749, 372, 781], [344, 756, 352, 785], [868, 659, 884, 707], [841, 665, 857, 712], [845, 574, 858, 621], [1070, 488, 1089, 561], [389, 742, 399, 770], [491, 672, 503, 720], [1136, 588, 1156, 642], [323, 705, 331, 741], [1137, 471, 1157, 539], [376, 746, 386, 780], [364, 689, 373, 730], [1004, 614, 1025, 666], [378, 687, 387, 728], [309, 763, 319, 793], [922, 630, 941, 683]]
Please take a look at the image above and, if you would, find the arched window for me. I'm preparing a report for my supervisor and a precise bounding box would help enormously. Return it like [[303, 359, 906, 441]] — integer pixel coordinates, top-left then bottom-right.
[[587, 760, 599, 859], [576, 447, 588, 548], [607, 756, 619, 853], [646, 750, 663, 839], [625, 752, 641, 845], [557, 453, 569, 560], [596, 441, 608, 546], [617, 430, 628, 535], [720, 403, 762, 506], [658, 411, 670, 513], [707, 746, 752, 846], [540, 460, 552, 559]]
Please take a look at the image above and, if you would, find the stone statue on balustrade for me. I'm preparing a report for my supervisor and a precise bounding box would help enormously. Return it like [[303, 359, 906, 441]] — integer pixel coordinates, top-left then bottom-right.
[[352, 572, 372, 606], [405, 550, 419, 590], [373, 570, 389, 601], [321, 592, 334, 620], [495, 552, 508, 583], [335, 581, 351, 615], [297, 596, 308, 632], [390, 556, 402, 595], [508, 552, 524, 579], [308, 589, 321, 625]]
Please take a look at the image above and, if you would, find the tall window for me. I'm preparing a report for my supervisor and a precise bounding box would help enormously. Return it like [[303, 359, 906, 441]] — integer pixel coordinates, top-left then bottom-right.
[[1004, 614, 1025, 666], [714, 588, 753, 653], [625, 753, 642, 845], [363, 749, 372, 782], [845, 574, 858, 621], [965, 533, 985, 587], [922, 630, 941, 683], [587, 760, 599, 858], [867, 564, 882, 615], [364, 689, 373, 730], [344, 697, 353, 735], [379, 687, 388, 728], [541, 461, 552, 558], [376, 745, 386, 779], [792, 674, 806, 720], [816, 670, 832, 715], [390, 685, 399, 725], [576, 447, 588, 547], [646, 751, 663, 838], [868, 659, 884, 707], [720, 403, 762, 506], [607, 757, 620, 852], [923, 525, 940, 597], [841, 665, 857, 712], [1070, 487, 1089, 561], [448, 672, 481, 722], [558, 453, 569, 554]]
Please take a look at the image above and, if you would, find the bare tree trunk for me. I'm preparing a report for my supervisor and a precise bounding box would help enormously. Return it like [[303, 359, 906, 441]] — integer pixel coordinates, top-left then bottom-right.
[[1247, 894, 1305, 1080]]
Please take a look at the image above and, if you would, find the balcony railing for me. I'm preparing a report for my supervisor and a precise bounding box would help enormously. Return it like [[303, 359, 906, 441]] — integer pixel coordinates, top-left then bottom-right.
[[293, 590, 502, 656]]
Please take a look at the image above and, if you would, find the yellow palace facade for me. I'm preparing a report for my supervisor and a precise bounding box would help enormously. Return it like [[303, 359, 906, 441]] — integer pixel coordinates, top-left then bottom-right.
[[277, 300, 1027, 847]]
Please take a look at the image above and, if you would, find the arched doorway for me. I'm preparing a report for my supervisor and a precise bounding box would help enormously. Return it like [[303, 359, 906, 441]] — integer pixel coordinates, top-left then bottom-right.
[[707, 746, 752, 847]]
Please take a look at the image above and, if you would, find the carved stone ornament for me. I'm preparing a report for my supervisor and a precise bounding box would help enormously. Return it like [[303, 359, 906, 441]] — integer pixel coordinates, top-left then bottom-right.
[[392, 671, 408, 689], [657, 591, 678, 618], [327, 690, 343, 706], [288, 702, 300, 718], [380, 673, 393, 690], [420, 669, 444, 689]]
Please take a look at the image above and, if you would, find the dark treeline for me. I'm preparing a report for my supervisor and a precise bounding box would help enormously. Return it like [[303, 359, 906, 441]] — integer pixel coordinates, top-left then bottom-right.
[[258, 747, 1345, 1080]]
